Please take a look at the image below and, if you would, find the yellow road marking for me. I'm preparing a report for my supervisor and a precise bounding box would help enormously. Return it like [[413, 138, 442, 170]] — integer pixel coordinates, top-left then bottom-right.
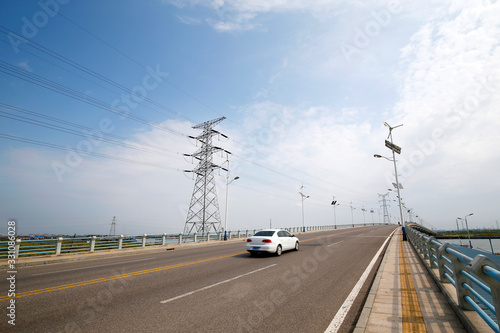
[[1, 227, 379, 301], [0, 252, 246, 301], [399, 234, 426, 332]]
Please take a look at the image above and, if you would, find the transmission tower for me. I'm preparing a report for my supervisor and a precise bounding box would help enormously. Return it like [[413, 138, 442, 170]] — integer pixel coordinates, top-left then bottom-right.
[[109, 216, 116, 236], [184, 117, 228, 234], [378, 193, 391, 224]]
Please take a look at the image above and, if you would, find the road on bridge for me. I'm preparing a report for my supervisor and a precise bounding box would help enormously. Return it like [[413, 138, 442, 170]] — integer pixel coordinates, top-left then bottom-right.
[[1, 225, 397, 332]]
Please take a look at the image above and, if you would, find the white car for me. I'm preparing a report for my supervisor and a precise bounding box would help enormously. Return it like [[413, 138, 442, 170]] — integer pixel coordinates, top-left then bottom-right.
[[246, 229, 299, 256]]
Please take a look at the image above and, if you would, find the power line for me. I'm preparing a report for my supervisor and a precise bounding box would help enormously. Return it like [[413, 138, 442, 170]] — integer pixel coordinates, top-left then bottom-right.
[[0, 133, 182, 172], [0, 105, 183, 160], [0, 25, 194, 123], [0, 103, 179, 154], [0, 60, 187, 137]]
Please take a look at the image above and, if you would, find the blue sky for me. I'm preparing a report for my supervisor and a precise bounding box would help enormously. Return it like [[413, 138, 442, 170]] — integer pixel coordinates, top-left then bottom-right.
[[0, 0, 499, 235]]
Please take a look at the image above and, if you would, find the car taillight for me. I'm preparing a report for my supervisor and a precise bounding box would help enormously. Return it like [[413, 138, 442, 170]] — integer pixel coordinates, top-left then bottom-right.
[[262, 239, 272, 243], [247, 239, 252, 242]]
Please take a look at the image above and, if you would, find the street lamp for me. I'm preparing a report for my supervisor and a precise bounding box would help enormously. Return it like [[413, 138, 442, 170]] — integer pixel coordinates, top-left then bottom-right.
[[224, 175, 239, 241], [361, 207, 367, 226], [374, 122, 405, 238], [299, 184, 309, 232], [331, 196, 339, 229], [350, 202, 356, 227], [464, 213, 473, 248], [456, 217, 463, 246]]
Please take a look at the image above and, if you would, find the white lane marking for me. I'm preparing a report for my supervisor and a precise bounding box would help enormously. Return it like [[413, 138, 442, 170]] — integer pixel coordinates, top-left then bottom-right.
[[357, 233, 365, 237], [327, 241, 344, 247], [324, 229, 396, 333], [160, 264, 277, 304], [32, 257, 157, 276]]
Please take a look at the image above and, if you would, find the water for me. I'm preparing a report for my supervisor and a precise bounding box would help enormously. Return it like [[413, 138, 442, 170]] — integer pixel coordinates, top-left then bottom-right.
[[438, 238, 500, 255]]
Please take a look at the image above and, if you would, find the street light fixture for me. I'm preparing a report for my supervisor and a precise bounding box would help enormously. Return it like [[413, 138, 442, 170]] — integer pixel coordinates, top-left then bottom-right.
[[331, 196, 339, 229], [456, 217, 463, 246], [464, 213, 473, 248], [350, 202, 356, 227], [374, 122, 405, 237], [299, 184, 309, 232], [224, 174, 239, 241]]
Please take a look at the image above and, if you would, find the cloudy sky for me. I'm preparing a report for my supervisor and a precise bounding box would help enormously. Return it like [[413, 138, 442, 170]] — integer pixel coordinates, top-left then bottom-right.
[[0, 0, 498, 236]]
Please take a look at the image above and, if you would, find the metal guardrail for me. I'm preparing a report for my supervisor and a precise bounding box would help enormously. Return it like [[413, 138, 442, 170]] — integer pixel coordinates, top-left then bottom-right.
[[0, 223, 384, 259], [406, 226, 500, 332]]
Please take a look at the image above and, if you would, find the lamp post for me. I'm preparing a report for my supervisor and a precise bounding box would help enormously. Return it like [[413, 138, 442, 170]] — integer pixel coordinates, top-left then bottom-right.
[[361, 207, 367, 226], [224, 173, 239, 241], [456, 217, 463, 246], [374, 122, 405, 239], [370, 209, 375, 225], [350, 202, 356, 227], [464, 213, 473, 248], [299, 184, 309, 232], [331, 196, 338, 229]]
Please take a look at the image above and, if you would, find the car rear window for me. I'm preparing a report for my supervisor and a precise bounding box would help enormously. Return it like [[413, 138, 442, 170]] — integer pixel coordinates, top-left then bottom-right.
[[253, 231, 275, 236]]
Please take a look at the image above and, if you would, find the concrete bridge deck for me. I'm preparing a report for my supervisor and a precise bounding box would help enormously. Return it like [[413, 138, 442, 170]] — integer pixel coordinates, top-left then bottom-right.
[[3, 227, 491, 332]]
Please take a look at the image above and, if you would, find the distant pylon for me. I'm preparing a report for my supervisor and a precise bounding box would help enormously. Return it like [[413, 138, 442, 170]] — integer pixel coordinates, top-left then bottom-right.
[[184, 117, 228, 234], [378, 193, 391, 224], [109, 216, 116, 235]]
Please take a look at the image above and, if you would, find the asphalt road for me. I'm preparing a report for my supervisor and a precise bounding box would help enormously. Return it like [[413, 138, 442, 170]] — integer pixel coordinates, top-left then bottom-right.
[[1, 225, 397, 332]]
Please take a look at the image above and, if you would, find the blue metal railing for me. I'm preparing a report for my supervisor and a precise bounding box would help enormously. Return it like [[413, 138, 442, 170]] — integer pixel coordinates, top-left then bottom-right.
[[406, 226, 500, 333], [0, 223, 386, 259]]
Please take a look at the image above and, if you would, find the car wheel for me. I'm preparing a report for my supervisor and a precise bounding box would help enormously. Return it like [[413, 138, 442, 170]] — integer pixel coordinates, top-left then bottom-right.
[[275, 245, 282, 256], [294, 241, 299, 251]]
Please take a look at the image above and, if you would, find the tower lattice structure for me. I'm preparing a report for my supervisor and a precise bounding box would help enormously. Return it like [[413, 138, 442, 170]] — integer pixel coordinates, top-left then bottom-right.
[[109, 216, 116, 236], [378, 193, 391, 224], [184, 117, 228, 234]]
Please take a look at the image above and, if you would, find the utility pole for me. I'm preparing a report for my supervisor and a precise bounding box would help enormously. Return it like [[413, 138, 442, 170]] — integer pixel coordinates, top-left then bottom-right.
[[184, 117, 228, 235], [109, 216, 116, 236]]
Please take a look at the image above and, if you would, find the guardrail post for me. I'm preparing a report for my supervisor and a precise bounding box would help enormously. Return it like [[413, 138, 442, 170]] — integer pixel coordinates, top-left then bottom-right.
[[162, 233, 166, 245], [194, 232, 198, 242], [179, 233, 183, 244], [56, 237, 63, 255], [142, 234, 147, 248], [90, 236, 96, 252], [427, 237, 439, 267], [417, 234, 425, 256], [442, 243, 474, 310], [470, 255, 500, 318], [118, 235, 124, 249], [14, 239, 21, 259], [434, 244, 447, 282]]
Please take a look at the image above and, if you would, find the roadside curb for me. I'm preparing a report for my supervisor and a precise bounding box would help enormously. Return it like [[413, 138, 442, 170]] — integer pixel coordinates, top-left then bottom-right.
[[352, 229, 398, 332]]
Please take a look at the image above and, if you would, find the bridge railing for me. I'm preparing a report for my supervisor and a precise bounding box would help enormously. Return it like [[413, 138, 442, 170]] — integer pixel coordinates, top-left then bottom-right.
[[1, 223, 385, 259], [406, 226, 500, 333]]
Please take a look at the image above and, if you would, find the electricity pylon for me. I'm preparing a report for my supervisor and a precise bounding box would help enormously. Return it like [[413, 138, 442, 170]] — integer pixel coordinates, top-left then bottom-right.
[[378, 193, 391, 224], [184, 117, 228, 234], [109, 216, 116, 236]]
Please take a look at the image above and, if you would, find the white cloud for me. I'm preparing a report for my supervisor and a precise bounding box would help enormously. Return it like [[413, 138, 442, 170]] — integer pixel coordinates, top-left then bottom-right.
[[386, 1, 500, 228], [17, 61, 33, 72]]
